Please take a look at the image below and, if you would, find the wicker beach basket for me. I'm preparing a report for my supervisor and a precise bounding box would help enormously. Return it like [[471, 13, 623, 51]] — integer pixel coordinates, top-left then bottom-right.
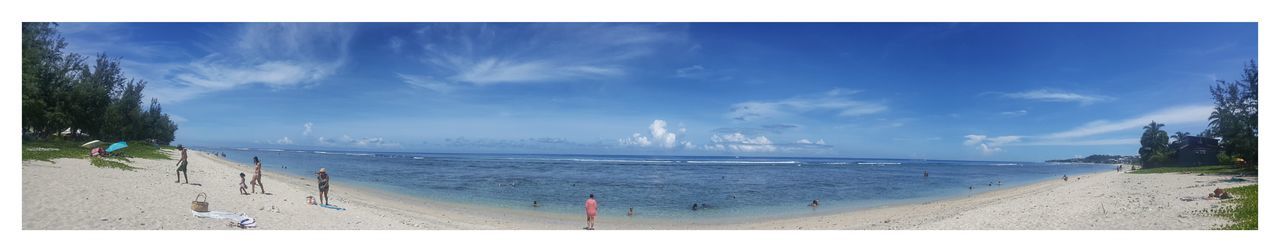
[[191, 193, 209, 212]]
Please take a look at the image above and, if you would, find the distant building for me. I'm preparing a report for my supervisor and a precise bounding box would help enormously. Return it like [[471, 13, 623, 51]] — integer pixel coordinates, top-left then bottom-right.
[[1171, 136, 1220, 166]]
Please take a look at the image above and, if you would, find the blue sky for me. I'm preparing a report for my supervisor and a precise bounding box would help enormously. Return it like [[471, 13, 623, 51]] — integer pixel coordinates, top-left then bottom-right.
[[57, 23, 1257, 161]]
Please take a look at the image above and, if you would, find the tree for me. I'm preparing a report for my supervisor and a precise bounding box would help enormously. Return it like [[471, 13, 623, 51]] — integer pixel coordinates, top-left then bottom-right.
[[1139, 121, 1172, 167], [22, 23, 84, 137], [22, 22, 179, 145], [1208, 60, 1258, 167]]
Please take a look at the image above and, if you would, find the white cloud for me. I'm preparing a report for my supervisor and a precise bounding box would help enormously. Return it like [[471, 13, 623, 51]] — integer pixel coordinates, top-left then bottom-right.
[[964, 104, 1214, 152], [274, 136, 293, 145], [1018, 138, 1139, 146], [302, 122, 313, 136], [728, 88, 887, 121], [315, 134, 399, 148], [1001, 89, 1109, 105], [388, 36, 405, 53], [963, 134, 1022, 155], [398, 73, 455, 93], [169, 115, 188, 124], [1000, 110, 1028, 117], [401, 23, 685, 89], [707, 132, 777, 152], [619, 119, 690, 149], [94, 23, 357, 104], [675, 65, 706, 78], [1042, 105, 1214, 139]]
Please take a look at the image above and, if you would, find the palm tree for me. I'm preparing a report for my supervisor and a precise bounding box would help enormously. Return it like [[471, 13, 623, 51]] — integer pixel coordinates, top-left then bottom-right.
[[1139, 121, 1170, 167], [1170, 131, 1191, 147]]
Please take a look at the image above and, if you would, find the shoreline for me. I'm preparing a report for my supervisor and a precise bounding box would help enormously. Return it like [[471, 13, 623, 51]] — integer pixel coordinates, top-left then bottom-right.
[[23, 150, 1252, 230]]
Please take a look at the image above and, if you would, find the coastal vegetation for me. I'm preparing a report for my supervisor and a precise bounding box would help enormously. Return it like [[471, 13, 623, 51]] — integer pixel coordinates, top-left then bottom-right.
[[1217, 185, 1258, 230], [23, 140, 173, 170], [1138, 61, 1257, 169], [1128, 165, 1253, 175], [1207, 60, 1259, 169], [1046, 154, 1137, 164], [22, 22, 178, 145]]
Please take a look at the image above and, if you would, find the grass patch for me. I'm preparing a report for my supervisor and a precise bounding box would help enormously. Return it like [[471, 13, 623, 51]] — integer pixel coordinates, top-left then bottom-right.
[[90, 157, 136, 171], [21, 140, 87, 161], [114, 141, 173, 160], [1130, 165, 1254, 175], [1214, 185, 1258, 230], [23, 140, 174, 170]]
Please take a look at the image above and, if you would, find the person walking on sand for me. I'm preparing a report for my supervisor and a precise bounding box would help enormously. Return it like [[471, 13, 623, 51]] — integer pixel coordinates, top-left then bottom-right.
[[238, 173, 249, 195], [316, 168, 330, 205], [585, 194, 598, 230], [250, 156, 266, 194], [175, 145, 189, 184]]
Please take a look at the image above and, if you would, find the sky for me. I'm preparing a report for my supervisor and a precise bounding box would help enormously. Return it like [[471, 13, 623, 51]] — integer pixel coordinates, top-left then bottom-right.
[[56, 22, 1258, 161]]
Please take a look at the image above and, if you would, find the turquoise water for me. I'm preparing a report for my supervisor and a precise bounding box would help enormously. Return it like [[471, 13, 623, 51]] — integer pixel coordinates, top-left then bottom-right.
[[204, 147, 1113, 220]]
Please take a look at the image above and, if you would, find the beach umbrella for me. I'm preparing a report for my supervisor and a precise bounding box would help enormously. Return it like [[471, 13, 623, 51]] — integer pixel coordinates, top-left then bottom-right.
[[80, 140, 106, 148], [105, 141, 129, 153]]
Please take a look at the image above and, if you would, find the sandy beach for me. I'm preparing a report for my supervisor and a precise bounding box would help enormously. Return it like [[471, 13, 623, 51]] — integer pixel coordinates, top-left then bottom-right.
[[22, 150, 1255, 230]]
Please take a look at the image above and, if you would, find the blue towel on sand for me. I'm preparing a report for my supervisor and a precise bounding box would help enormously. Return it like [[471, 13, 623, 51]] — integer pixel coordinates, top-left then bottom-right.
[[320, 204, 346, 211]]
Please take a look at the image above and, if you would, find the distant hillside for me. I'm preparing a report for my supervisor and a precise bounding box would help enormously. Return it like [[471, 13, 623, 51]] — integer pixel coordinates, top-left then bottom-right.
[[1046, 154, 1137, 164]]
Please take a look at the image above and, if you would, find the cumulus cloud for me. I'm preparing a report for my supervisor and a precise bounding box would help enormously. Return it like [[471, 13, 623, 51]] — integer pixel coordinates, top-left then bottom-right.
[[302, 122, 313, 136], [618, 120, 691, 149], [274, 136, 294, 145], [963, 134, 1022, 155], [1000, 89, 1110, 105], [728, 88, 887, 121]]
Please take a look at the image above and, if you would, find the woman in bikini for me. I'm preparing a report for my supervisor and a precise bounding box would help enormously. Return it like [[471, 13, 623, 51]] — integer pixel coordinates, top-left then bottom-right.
[[251, 156, 266, 194]]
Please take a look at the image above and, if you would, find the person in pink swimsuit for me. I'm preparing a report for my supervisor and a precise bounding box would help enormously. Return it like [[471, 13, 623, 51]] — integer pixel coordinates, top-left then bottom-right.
[[585, 194, 598, 230]]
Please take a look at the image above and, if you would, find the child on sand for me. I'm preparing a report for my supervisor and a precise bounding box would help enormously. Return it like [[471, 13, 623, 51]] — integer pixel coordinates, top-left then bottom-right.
[[238, 173, 248, 195], [316, 168, 330, 205]]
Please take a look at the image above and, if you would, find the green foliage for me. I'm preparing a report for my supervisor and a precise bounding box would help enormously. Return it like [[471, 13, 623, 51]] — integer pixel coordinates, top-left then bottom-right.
[[23, 140, 170, 170], [1138, 121, 1173, 167], [21, 22, 178, 145], [21, 140, 88, 161], [1129, 165, 1253, 175], [1207, 61, 1258, 168], [90, 157, 135, 171], [113, 141, 173, 160], [1215, 185, 1257, 230]]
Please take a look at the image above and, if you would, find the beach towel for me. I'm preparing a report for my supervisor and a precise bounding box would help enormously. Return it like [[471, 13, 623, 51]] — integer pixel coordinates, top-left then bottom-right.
[[192, 210, 257, 228], [319, 204, 346, 211]]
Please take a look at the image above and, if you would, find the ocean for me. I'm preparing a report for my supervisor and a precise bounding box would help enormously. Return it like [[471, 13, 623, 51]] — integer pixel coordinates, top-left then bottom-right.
[[204, 147, 1114, 220]]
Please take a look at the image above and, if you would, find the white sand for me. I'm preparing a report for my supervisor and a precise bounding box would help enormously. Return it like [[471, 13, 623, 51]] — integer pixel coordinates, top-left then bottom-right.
[[22, 151, 1255, 230]]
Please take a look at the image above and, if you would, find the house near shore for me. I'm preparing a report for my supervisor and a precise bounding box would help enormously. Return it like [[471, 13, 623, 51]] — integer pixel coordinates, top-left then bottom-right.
[[1170, 136, 1220, 167]]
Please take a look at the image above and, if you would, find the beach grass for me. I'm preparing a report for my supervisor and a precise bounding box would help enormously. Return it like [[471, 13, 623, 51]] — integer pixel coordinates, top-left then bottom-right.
[[23, 140, 172, 170], [21, 140, 88, 161], [1130, 165, 1253, 175], [1216, 185, 1258, 230], [90, 157, 137, 171]]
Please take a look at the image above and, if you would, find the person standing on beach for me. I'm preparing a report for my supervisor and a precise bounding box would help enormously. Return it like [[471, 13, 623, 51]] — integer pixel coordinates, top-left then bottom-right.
[[585, 194, 598, 230], [250, 156, 266, 194], [316, 168, 330, 205], [175, 145, 189, 184]]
